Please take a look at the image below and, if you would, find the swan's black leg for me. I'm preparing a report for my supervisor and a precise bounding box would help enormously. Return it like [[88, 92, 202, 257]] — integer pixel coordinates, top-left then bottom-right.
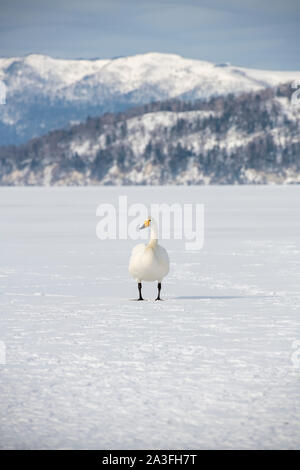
[[138, 282, 144, 301], [155, 282, 162, 301]]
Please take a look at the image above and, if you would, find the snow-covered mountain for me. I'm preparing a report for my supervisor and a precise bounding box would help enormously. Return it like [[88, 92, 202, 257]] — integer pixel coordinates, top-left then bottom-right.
[[0, 52, 299, 146], [1, 83, 299, 185]]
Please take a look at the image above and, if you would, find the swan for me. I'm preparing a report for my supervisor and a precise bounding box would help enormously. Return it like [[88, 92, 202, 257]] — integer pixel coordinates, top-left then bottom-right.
[[129, 217, 169, 300]]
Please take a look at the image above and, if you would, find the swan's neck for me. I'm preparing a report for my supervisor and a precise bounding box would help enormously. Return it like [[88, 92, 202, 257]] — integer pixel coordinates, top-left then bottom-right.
[[147, 222, 158, 249]]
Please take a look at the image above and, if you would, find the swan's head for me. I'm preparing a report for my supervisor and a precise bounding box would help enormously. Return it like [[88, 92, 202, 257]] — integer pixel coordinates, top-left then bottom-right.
[[139, 217, 151, 230]]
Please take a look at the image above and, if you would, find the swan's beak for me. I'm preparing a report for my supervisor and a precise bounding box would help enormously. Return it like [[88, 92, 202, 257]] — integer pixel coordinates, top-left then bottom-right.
[[139, 218, 151, 230]]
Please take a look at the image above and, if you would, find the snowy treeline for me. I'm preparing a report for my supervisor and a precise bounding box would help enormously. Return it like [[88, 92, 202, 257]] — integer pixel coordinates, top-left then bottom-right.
[[0, 83, 299, 185]]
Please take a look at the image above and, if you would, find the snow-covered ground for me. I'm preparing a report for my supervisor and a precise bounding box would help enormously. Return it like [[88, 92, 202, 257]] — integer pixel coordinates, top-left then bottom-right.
[[0, 186, 300, 449]]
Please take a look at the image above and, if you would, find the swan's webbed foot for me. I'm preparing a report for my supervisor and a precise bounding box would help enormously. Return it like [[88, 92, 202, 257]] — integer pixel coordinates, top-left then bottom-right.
[[155, 282, 162, 301], [137, 282, 144, 301]]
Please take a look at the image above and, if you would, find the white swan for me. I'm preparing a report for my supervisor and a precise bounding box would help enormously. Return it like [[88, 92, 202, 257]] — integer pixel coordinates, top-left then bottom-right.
[[129, 217, 169, 300]]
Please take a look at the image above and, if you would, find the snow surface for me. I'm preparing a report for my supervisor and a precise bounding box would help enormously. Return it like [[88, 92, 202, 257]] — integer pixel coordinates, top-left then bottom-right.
[[0, 186, 300, 449]]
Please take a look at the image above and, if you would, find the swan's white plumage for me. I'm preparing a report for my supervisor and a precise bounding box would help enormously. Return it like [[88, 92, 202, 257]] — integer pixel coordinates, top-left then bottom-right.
[[129, 219, 169, 283]]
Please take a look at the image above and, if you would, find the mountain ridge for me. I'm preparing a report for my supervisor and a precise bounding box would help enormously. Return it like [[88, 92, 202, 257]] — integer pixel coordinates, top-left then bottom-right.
[[1, 52, 299, 146]]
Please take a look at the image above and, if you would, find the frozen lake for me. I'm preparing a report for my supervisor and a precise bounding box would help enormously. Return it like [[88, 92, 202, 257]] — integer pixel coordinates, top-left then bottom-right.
[[0, 185, 300, 449]]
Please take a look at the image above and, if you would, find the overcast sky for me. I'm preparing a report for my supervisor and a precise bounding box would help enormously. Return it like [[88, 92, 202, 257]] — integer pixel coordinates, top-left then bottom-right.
[[0, 0, 299, 70]]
